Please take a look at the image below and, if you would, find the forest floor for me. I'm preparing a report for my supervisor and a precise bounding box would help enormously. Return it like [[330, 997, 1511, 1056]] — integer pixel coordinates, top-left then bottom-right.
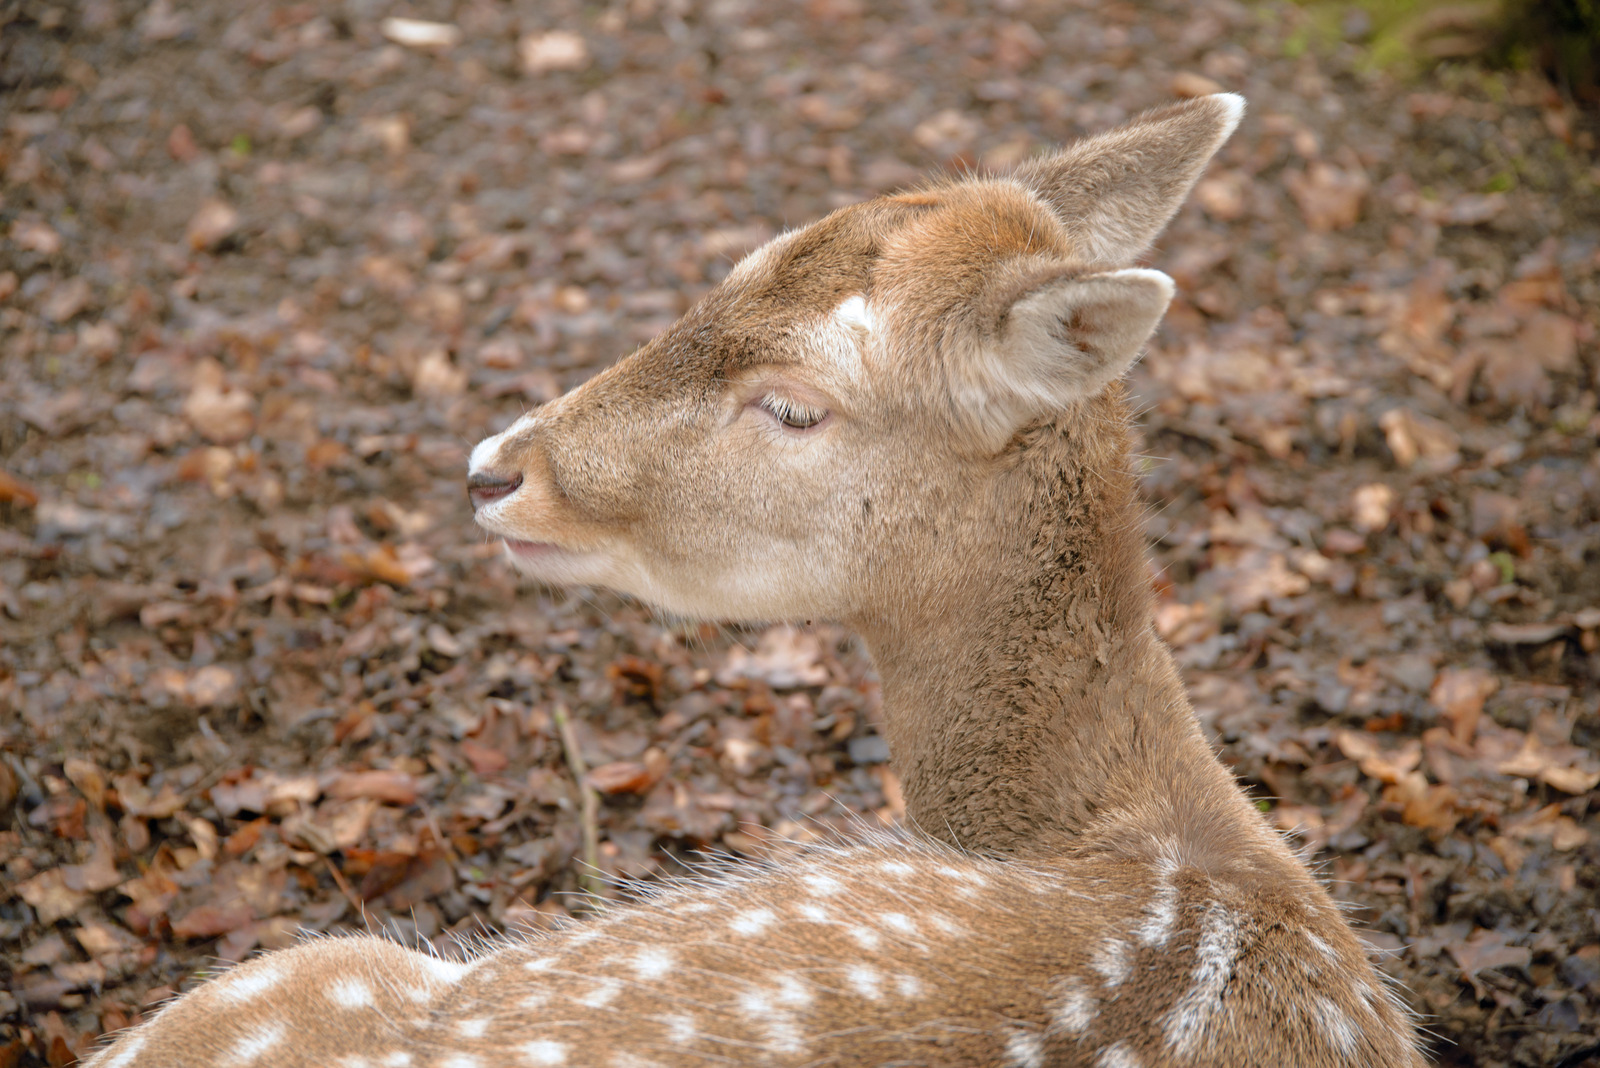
[[2, 1, 1599, 1064]]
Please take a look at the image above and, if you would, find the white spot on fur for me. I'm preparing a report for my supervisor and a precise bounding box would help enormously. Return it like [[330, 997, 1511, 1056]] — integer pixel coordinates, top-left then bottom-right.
[[439, 1056, 482, 1068], [878, 860, 915, 878], [403, 986, 431, 1003], [1164, 901, 1243, 1056], [97, 1033, 146, 1068], [797, 903, 832, 924], [846, 925, 882, 950], [926, 912, 965, 937], [895, 973, 925, 999], [327, 978, 375, 1009], [1004, 1028, 1046, 1068], [522, 1041, 568, 1066], [1304, 930, 1338, 961], [1314, 998, 1359, 1056], [566, 927, 603, 946], [631, 947, 676, 980], [846, 964, 883, 1000], [663, 1014, 697, 1045], [802, 873, 843, 897], [1095, 1042, 1143, 1068], [423, 957, 471, 984], [1091, 938, 1132, 987], [1049, 975, 1098, 1036], [215, 963, 285, 1003], [379, 1055, 412, 1068], [457, 1018, 489, 1039], [1135, 858, 1180, 948], [737, 990, 774, 1018], [521, 990, 551, 1011], [937, 865, 986, 886], [524, 956, 559, 973], [880, 912, 919, 936], [775, 975, 813, 1008], [578, 978, 622, 1009], [227, 1023, 286, 1065], [731, 908, 776, 935], [736, 990, 806, 1055]]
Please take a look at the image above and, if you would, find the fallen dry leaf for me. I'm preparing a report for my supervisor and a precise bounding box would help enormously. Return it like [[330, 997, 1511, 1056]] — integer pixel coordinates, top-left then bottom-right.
[[185, 199, 240, 251], [1284, 161, 1369, 232], [717, 626, 830, 689], [1449, 928, 1531, 998], [0, 470, 39, 507], [16, 871, 92, 925], [519, 30, 589, 73], [1430, 668, 1498, 744], [325, 770, 421, 806], [1337, 730, 1423, 784], [380, 17, 461, 50], [1350, 483, 1394, 534]]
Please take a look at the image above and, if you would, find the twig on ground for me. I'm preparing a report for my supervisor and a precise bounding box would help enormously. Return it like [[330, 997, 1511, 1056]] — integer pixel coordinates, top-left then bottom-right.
[[552, 701, 604, 905], [322, 855, 363, 914]]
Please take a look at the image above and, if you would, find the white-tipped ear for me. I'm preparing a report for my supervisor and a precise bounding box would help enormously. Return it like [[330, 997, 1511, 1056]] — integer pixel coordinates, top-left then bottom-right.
[[959, 268, 1173, 449], [1012, 94, 1244, 266]]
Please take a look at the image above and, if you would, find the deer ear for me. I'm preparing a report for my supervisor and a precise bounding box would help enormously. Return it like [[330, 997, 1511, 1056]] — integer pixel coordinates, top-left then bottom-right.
[[956, 267, 1173, 450], [1012, 94, 1243, 266]]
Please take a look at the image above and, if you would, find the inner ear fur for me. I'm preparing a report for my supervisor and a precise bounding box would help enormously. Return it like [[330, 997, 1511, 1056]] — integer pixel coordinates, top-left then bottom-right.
[[1011, 93, 1244, 267], [953, 265, 1174, 451]]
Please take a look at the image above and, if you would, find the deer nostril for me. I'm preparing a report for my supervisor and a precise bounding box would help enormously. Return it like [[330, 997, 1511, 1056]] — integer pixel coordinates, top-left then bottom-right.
[[467, 470, 523, 510]]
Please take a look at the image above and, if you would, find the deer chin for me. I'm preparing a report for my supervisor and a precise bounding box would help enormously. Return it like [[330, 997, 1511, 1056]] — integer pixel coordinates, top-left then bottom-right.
[[500, 538, 616, 588]]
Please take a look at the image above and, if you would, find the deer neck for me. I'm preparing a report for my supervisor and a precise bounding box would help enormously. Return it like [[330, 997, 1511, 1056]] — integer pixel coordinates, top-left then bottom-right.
[[856, 393, 1257, 861]]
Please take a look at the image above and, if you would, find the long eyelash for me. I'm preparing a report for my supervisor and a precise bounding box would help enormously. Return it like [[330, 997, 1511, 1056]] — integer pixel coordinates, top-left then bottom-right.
[[760, 394, 825, 428]]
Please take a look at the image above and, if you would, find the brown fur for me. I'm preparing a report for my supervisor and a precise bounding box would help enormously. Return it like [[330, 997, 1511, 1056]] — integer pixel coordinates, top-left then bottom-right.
[[87, 95, 1427, 1068]]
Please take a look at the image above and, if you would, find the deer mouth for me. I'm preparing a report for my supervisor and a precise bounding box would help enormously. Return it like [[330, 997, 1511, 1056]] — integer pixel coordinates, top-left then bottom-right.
[[504, 538, 565, 558]]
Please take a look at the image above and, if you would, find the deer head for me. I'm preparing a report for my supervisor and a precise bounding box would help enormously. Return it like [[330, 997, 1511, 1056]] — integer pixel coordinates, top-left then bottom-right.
[[468, 95, 1242, 628]]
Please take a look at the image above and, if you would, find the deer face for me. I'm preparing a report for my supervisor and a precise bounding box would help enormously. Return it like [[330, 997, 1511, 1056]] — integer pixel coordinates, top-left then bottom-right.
[[468, 95, 1242, 623]]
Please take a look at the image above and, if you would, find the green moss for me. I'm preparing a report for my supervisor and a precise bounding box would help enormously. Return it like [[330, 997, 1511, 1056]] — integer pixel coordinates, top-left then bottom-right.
[[1489, 551, 1516, 584], [1483, 171, 1516, 193], [1281, 0, 1600, 91]]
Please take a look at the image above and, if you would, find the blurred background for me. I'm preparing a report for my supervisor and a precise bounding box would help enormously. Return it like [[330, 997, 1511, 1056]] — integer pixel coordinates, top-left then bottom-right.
[[1, 1, 1597, 1064]]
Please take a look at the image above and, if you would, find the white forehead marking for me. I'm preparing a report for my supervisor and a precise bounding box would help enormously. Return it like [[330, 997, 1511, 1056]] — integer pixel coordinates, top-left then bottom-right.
[[834, 294, 874, 333]]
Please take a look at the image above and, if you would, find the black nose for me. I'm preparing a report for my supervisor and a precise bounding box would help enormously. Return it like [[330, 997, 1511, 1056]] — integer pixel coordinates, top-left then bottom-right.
[[467, 470, 523, 510]]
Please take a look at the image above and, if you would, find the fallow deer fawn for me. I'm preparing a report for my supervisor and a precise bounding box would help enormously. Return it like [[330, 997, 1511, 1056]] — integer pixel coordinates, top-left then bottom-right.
[[87, 94, 1425, 1068]]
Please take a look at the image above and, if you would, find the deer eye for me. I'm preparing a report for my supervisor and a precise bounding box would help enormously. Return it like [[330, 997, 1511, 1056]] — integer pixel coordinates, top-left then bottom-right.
[[760, 394, 827, 430]]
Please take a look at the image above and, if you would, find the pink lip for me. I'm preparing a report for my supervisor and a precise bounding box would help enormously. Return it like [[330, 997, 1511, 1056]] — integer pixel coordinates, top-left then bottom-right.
[[505, 539, 561, 558]]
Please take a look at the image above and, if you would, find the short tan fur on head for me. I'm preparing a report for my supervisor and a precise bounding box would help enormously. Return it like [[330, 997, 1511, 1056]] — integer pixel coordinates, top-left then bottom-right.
[[469, 93, 1242, 627]]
